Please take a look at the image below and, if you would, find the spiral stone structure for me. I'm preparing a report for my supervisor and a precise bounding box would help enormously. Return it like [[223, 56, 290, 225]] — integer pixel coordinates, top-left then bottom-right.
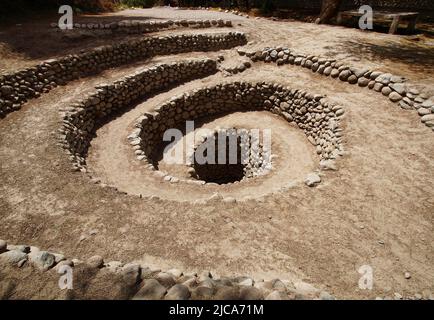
[[0, 7, 433, 300]]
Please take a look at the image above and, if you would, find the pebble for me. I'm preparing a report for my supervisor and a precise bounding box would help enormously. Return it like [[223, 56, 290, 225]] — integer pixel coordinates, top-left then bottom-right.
[[376, 73, 392, 85], [155, 272, 176, 288], [404, 272, 411, 279], [214, 286, 241, 299], [422, 99, 434, 108], [223, 197, 236, 204], [370, 71, 382, 80], [417, 108, 431, 116], [240, 286, 263, 300], [381, 86, 392, 96], [339, 70, 351, 81], [347, 75, 358, 84], [121, 263, 141, 286], [389, 92, 403, 102], [167, 268, 183, 279], [28, 251, 56, 271], [0, 250, 27, 265], [319, 159, 337, 171], [133, 279, 167, 300], [389, 83, 406, 95], [53, 253, 66, 264], [358, 77, 370, 87], [191, 286, 214, 299], [305, 173, 321, 187], [421, 114, 434, 122], [0, 85, 14, 97], [373, 82, 383, 92], [164, 284, 191, 300], [394, 292, 403, 300], [265, 290, 287, 300]]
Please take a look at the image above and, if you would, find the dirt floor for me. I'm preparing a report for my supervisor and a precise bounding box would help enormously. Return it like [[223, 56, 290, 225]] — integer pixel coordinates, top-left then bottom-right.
[[0, 7, 433, 299]]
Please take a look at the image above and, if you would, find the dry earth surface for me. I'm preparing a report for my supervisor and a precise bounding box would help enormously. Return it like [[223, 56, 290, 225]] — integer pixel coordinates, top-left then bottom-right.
[[0, 7, 433, 299]]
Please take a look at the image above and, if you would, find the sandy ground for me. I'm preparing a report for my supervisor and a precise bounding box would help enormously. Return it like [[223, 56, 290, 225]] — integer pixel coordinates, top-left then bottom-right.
[[0, 7, 433, 299]]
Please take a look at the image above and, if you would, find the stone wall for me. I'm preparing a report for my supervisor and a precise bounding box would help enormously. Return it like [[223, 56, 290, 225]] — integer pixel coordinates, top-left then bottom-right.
[[60, 59, 218, 171], [0, 239, 333, 300], [242, 47, 434, 132], [0, 32, 247, 118], [130, 81, 344, 187], [273, 0, 434, 11], [52, 19, 233, 34]]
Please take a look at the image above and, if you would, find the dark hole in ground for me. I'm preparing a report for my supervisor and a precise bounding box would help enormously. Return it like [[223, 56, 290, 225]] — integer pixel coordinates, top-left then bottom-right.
[[193, 132, 245, 185]]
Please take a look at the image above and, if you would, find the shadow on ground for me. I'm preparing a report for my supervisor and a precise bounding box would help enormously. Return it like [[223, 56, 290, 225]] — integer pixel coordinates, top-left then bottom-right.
[[330, 38, 434, 71]]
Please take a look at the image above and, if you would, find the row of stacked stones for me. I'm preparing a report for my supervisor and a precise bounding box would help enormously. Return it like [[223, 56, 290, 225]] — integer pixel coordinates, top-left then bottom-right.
[[130, 81, 344, 186], [242, 47, 434, 131], [0, 239, 334, 300], [52, 19, 233, 34], [195, 7, 251, 18], [59, 59, 218, 172], [200, 0, 434, 11], [0, 32, 247, 118], [219, 59, 252, 76]]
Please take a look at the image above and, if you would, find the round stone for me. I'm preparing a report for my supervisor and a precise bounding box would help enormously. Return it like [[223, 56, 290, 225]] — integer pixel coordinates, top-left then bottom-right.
[[133, 279, 167, 300], [370, 71, 382, 80], [373, 83, 383, 92], [214, 286, 241, 299], [0, 85, 14, 97], [164, 284, 191, 300], [421, 114, 434, 122], [358, 77, 370, 87], [240, 286, 263, 300], [120, 263, 141, 286], [305, 173, 321, 187], [339, 70, 351, 81], [421, 99, 434, 108], [389, 92, 403, 102], [0, 250, 28, 265], [348, 75, 358, 84], [28, 251, 56, 271], [87, 255, 104, 268], [382, 86, 392, 96], [331, 69, 340, 78], [155, 272, 176, 288], [417, 108, 431, 116], [191, 286, 214, 299]]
